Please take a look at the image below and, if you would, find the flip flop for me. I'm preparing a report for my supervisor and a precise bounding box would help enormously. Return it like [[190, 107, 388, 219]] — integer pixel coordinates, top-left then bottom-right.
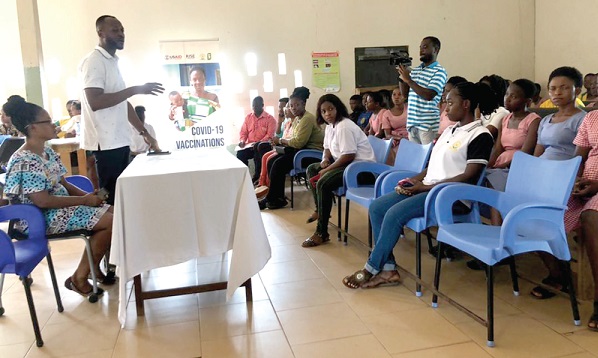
[[65, 277, 104, 297], [361, 270, 401, 289], [301, 233, 330, 247], [342, 269, 373, 289]]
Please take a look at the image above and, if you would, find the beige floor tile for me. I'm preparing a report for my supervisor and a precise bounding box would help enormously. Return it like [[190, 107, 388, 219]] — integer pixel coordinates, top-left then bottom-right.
[[0, 342, 34, 358], [455, 315, 585, 357], [392, 342, 492, 358], [292, 334, 392, 358], [565, 329, 598, 354], [123, 294, 199, 329], [0, 309, 54, 346], [259, 259, 324, 286], [25, 316, 121, 358], [340, 284, 428, 318], [33, 349, 115, 358], [277, 302, 370, 345], [201, 330, 294, 358], [268, 243, 310, 264], [197, 275, 269, 308], [112, 321, 201, 358], [555, 352, 598, 358], [429, 282, 523, 322], [498, 282, 592, 334], [267, 277, 343, 312], [361, 307, 470, 354], [199, 300, 281, 341]]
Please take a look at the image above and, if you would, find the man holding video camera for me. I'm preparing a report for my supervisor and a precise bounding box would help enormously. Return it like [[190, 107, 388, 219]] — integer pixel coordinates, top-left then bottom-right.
[[398, 36, 447, 145]]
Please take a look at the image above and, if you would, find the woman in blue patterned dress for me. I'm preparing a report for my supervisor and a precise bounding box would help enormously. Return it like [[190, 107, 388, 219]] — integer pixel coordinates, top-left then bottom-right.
[[2, 95, 113, 298]]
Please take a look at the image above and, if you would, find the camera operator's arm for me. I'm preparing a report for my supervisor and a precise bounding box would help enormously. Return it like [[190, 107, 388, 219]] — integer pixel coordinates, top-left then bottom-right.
[[398, 65, 437, 101]]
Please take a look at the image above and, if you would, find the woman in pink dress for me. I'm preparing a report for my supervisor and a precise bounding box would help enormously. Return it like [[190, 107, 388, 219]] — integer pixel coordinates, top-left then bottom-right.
[[486, 79, 540, 221], [364, 92, 387, 138], [561, 111, 598, 331], [381, 87, 408, 164]]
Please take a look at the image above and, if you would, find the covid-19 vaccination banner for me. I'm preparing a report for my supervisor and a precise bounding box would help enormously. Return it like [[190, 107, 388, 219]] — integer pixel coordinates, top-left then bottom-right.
[[159, 40, 232, 151]]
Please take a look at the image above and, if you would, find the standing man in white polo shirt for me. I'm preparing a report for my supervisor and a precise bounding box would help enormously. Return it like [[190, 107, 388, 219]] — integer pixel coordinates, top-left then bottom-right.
[[398, 36, 447, 145], [79, 15, 163, 205]]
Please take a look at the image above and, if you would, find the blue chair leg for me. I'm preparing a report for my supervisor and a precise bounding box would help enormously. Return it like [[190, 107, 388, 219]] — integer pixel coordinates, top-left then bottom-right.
[[425, 228, 434, 255], [562, 260, 581, 326], [22, 275, 43, 347], [0, 274, 4, 316], [337, 195, 342, 241], [486, 265, 495, 347], [290, 176, 294, 209], [344, 199, 350, 244], [416, 231, 422, 297], [46, 253, 64, 313], [432, 242, 443, 308], [508, 257, 520, 296]]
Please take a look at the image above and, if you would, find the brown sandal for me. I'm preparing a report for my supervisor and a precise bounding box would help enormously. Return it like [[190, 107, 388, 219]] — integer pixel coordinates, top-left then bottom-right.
[[306, 212, 319, 223], [361, 270, 401, 289], [342, 269, 373, 289], [301, 232, 330, 247]]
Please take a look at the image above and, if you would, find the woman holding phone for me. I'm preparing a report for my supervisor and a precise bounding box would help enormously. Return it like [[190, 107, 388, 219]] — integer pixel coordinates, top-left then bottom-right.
[[343, 82, 496, 289]]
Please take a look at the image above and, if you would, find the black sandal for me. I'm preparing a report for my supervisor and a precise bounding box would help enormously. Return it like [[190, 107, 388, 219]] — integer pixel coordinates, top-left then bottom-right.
[[65, 277, 104, 297], [530, 276, 568, 300]]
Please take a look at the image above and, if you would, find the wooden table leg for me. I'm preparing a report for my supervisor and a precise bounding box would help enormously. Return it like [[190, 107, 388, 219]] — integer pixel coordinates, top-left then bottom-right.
[[243, 278, 253, 301], [133, 275, 145, 316], [76, 149, 87, 176], [58, 148, 73, 176]]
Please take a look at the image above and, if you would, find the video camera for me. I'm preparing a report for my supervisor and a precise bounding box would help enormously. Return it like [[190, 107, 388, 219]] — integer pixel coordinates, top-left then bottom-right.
[[389, 50, 412, 67]]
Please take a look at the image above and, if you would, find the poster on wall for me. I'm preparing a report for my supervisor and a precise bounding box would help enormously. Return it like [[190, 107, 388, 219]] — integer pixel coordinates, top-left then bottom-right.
[[311, 51, 340, 93], [160, 40, 229, 150]]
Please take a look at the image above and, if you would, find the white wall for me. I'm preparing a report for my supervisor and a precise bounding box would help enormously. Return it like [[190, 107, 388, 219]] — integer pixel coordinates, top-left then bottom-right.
[[2, 0, 540, 128], [535, 0, 598, 91], [0, 0, 26, 102]]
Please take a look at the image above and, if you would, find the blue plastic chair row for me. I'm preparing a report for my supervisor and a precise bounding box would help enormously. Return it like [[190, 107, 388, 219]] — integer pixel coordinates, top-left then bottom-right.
[[0, 204, 64, 347]]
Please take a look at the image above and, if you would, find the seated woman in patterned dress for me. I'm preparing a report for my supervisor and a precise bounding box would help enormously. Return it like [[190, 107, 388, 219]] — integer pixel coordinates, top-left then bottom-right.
[[2, 95, 113, 298]]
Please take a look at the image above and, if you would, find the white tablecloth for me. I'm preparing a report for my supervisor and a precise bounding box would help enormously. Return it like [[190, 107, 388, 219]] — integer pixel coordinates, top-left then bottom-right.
[[111, 148, 271, 325]]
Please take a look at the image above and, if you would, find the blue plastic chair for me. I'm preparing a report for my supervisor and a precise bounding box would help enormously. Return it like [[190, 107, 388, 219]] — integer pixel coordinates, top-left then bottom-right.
[[398, 169, 486, 297], [53, 175, 106, 302], [343, 139, 432, 245], [0, 204, 64, 347], [65, 174, 94, 193], [431, 152, 582, 347], [289, 149, 323, 209]]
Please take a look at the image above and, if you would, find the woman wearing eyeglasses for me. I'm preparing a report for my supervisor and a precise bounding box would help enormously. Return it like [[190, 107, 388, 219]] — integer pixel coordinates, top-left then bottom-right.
[[2, 95, 114, 299]]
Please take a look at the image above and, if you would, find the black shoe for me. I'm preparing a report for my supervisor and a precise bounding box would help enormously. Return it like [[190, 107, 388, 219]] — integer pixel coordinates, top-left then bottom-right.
[[466, 259, 487, 270], [258, 198, 268, 210], [266, 198, 288, 210]]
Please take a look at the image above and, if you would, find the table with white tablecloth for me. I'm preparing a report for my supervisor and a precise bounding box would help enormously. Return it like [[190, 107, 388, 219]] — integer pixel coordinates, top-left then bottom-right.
[[111, 148, 271, 325]]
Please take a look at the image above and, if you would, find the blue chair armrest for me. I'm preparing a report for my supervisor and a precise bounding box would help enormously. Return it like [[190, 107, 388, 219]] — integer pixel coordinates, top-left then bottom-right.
[[343, 161, 391, 189], [500, 203, 569, 259], [378, 170, 418, 196], [292, 149, 322, 174], [434, 184, 503, 226], [422, 182, 458, 225]]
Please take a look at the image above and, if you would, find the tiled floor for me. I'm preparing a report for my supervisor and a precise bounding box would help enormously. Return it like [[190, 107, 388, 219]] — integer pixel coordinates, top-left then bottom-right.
[[1, 185, 597, 357]]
